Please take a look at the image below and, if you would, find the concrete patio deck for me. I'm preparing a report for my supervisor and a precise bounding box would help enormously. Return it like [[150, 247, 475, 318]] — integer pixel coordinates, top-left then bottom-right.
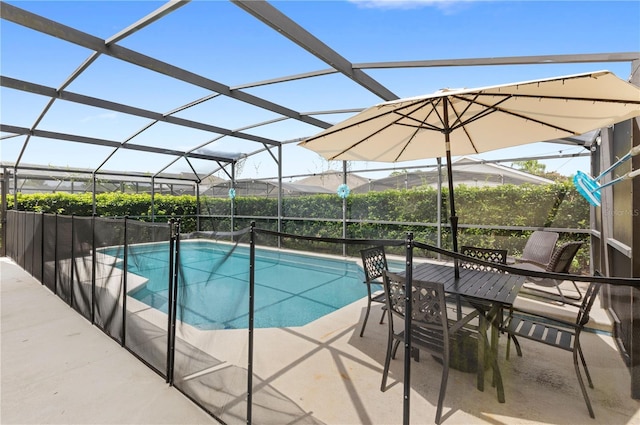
[[2, 256, 639, 425]]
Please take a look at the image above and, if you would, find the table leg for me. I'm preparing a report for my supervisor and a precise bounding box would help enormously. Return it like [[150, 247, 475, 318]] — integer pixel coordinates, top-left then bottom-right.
[[488, 306, 505, 403], [490, 306, 503, 388], [477, 313, 486, 392], [478, 308, 505, 403]]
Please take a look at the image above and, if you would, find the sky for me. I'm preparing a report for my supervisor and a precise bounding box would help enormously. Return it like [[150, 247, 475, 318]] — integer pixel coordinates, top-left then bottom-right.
[[1, 0, 639, 183]]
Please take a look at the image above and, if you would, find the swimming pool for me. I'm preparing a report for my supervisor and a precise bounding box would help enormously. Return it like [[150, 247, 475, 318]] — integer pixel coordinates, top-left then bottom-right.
[[108, 241, 397, 330]]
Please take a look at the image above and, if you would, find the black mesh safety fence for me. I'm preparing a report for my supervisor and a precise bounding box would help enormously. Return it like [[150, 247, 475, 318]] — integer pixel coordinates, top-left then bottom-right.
[[169, 226, 251, 424], [243, 227, 405, 425], [3, 211, 534, 424], [72, 216, 93, 321], [6, 211, 410, 424], [42, 214, 57, 293], [55, 215, 73, 306], [8, 209, 638, 425], [124, 219, 172, 378], [93, 217, 125, 343]]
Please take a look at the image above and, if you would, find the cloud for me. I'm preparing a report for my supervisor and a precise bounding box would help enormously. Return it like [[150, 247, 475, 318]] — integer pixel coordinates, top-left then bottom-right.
[[348, 0, 476, 12]]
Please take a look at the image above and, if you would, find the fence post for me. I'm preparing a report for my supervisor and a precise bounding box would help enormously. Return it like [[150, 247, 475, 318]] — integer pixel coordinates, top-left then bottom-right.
[[40, 212, 45, 286], [247, 221, 256, 425], [69, 214, 75, 307], [166, 218, 179, 385], [1, 168, 7, 257], [122, 216, 128, 347], [54, 213, 58, 295], [91, 214, 96, 324], [403, 232, 414, 425]]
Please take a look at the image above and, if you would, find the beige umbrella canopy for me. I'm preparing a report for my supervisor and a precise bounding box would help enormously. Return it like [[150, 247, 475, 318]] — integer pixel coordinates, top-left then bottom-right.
[[299, 70, 640, 162], [299, 70, 640, 256]]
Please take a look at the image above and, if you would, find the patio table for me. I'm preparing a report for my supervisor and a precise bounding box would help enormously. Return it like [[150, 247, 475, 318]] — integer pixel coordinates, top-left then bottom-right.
[[400, 262, 526, 403]]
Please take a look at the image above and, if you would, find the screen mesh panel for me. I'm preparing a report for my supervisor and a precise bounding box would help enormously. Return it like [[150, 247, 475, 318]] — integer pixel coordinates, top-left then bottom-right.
[[16, 211, 25, 268], [93, 217, 125, 343], [32, 213, 43, 282], [23, 212, 35, 275], [42, 214, 57, 293], [72, 216, 93, 321], [172, 229, 250, 424], [55, 215, 73, 305], [124, 220, 171, 377]]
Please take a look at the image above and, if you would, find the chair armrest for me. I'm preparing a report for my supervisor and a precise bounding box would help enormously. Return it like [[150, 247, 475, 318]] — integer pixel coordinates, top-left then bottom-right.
[[506, 257, 548, 268], [515, 259, 549, 268]]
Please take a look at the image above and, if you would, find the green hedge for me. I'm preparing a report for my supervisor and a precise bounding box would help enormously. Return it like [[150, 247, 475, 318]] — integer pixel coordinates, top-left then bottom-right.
[[7, 182, 590, 271], [7, 183, 589, 231]]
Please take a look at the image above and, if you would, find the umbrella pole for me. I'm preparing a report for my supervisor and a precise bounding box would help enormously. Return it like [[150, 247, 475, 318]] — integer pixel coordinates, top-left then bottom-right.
[[443, 102, 460, 278]]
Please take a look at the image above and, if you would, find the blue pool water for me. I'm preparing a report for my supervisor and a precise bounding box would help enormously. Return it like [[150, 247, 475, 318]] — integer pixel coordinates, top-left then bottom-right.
[[106, 241, 398, 330]]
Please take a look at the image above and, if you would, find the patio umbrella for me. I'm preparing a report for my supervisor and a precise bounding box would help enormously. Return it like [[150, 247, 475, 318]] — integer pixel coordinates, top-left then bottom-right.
[[299, 70, 640, 260]]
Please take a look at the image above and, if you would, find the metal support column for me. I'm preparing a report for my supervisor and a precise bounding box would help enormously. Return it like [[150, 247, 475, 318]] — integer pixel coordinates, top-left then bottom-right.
[[342, 161, 348, 256], [436, 158, 443, 253], [196, 182, 201, 232], [231, 163, 236, 235], [151, 177, 156, 223], [277, 145, 283, 247], [92, 172, 97, 216]]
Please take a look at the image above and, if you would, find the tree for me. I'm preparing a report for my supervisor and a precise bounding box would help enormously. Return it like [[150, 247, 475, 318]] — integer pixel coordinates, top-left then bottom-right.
[[512, 160, 568, 182], [512, 160, 546, 176]]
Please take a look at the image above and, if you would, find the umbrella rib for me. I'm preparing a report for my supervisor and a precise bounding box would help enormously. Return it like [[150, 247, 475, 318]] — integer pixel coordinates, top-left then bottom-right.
[[447, 94, 488, 153], [450, 94, 581, 136], [392, 98, 444, 132], [328, 101, 438, 160], [303, 95, 445, 145], [391, 99, 445, 161], [448, 95, 512, 131], [303, 106, 406, 160]]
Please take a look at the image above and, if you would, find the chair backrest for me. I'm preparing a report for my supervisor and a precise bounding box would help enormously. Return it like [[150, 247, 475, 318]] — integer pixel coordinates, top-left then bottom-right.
[[521, 231, 559, 266], [577, 281, 602, 327], [460, 246, 508, 273], [545, 241, 583, 273], [382, 271, 449, 356], [360, 246, 388, 283]]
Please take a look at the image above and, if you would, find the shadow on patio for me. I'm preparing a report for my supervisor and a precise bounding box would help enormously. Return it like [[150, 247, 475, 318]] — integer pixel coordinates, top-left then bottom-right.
[[249, 293, 640, 425], [2, 256, 639, 425]]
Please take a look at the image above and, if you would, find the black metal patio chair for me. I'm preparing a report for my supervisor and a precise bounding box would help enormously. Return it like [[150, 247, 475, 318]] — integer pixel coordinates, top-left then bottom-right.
[[459, 245, 510, 320], [460, 246, 508, 273], [503, 280, 602, 418], [380, 271, 488, 424], [359, 246, 388, 337]]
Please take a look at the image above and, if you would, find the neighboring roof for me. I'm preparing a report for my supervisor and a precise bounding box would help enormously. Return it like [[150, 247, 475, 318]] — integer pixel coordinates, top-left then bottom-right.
[[294, 172, 370, 191], [446, 156, 555, 185], [352, 157, 554, 193], [201, 179, 332, 198]]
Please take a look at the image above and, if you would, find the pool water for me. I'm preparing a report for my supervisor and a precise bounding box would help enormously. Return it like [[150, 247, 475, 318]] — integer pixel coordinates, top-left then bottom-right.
[[109, 241, 391, 330]]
